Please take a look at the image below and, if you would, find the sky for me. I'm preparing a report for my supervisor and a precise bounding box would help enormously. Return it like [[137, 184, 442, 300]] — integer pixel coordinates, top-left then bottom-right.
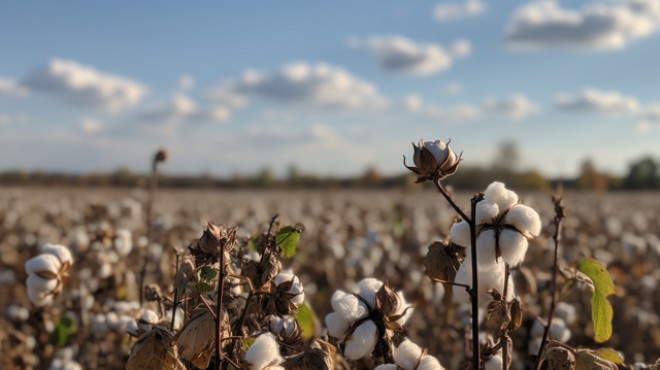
[[1, 0, 660, 178]]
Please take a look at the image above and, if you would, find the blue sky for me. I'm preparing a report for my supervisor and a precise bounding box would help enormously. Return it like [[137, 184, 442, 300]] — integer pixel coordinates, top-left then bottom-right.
[[2, 0, 660, 178]]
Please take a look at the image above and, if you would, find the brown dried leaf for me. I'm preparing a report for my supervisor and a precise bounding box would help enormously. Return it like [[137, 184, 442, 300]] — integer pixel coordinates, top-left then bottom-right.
[[541, 346, 576, 370], [575, 350, 617, 370], [126, 326, 184, 370], [424, 241, 462, 283]]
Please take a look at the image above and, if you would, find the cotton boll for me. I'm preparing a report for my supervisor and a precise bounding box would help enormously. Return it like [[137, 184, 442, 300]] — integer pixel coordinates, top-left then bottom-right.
[[554, 302, 577, 325], [27, 287, 54, 307], [549, 318, 571, 342], [528, 337, 542, 355], [499, 229, 529, 266], [245, 333, 282, 370], [450, 221, 470, 247], [114, 229, 133, 257], [26, 274, 58, 293], [25, 254, 62, 276], [357, 278, 383, 308], [331, 290, 368, 322], [325, 312, 350, 339], [165, 307, 185, 331], [91, 314, 108, 333], [393, 291, 413, 326], [504, 204, 541, 237], [476, 230, 498, 267], [125, 318, 138, 336], [475, 200, 499, 225], [452, 261, 472, 305], [484, 354, 503, 370], [375, 365, 397, 370], [531, 319, 545, 338], [484, 182, 518, 211], [5, 304, 30, 321], [344, 320, 378, 360], [394, 338, 422, 370], [418, 355, 445, 370], [138, 309, 159, 332], [40, 244, 73, 265]]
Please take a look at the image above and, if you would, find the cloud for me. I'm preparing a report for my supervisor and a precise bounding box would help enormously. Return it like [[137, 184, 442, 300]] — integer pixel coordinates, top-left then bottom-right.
[[0, 78, 29, 97], [434, 0, 486, 22], [0, 113, 28, 126], [637, 104, 660, 132], [23, 58, 147, 110], [555, 88, 639, 112], [79, 118, 104, 134], [427, 94, 539, 122], [246, 123, 339, 146], [210, 62, 388, 109], [401, 94, 423, 112], [348, 36, 471, 75], [138, 93, 230, 129], [178, 74, 194, 91], [444, 82, 463, 95], [506, 0, 660, 50]]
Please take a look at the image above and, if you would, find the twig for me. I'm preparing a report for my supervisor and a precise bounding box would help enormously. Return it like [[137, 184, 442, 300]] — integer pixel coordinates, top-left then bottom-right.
[[215, 235, 231, 370], [170, 254, 180, 332], [434, 178, 470, 223], [535, 196, 565, 368], [140, 150, 166, 304], [502, 263, 512, 370]]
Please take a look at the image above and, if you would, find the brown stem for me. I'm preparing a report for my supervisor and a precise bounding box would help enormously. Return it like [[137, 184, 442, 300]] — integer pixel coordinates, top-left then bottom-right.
[[140, 160, 160, 305], [535, 196, 565, 369], [216, 242, 227, 369], [502, 263, 511, 370], [170, 254, 180, 332], [434, 178, 470, 223], [469, 193, 483, 370]]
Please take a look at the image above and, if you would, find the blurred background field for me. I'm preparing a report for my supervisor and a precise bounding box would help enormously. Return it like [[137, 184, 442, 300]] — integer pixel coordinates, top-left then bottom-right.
[[1, 186, 658, 368]]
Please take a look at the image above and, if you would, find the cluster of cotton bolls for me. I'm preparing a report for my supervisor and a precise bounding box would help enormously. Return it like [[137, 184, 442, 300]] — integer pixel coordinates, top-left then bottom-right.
[[527, 302, 575, 355], [375, 338, 445, 370], [48, 347, 83, 370], [24, 244, 73, 307], [451, 182, 542, 305], [325, 277, 412, 360]]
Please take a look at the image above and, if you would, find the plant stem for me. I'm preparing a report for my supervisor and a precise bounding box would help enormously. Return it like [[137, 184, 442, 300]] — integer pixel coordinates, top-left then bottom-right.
[[535, 196, 565, 369], [140, 160, 160, 305], [469, 193, 483, 370], [216, 240, 227, 370], [170, 254, 180, 332], [434, 178, 470, 223], [502, 263, 511, 370]]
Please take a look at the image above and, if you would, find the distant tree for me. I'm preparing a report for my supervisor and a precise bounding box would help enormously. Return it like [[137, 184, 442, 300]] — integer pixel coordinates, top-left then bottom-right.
[[256, 167, 275, 188], [575, 159, 608, 191], [624, 156, 659, 189]]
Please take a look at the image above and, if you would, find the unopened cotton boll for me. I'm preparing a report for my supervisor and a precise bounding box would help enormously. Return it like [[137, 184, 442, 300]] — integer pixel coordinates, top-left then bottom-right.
[[40, 244, 73, 265], [498, 229, 529, 266], [450, 221, 470, 248], [245, 333, 282, 370], [484, 182, 518, 211], [504, 204, 541, 237], [344, 320, 378, 360], [357, 277, 383, 308], [394, 339, 422, 370]]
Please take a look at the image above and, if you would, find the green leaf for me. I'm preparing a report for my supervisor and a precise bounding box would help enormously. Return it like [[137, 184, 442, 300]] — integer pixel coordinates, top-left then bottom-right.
[[275, 224, 303, 258], [594, 348, 624, 364], [577, 258, 615, 343], [48, 315, 78, 347], [242, 337, 256, 351], [247, 234, 261, 252], [198, 265, 218, 282], [294, 303, 315, 340]]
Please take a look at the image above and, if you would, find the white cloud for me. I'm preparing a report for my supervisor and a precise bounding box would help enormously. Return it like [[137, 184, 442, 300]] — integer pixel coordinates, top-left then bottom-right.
[[555, 88, 639, 112], [427, 94, 539, 122], [210, 62, 388, 109], [0, 78, 29, 97], [637, 104, 660, 131], [246, 123, 339, 146], [23, 58, 147, 110], [506, 0, 660, 50], [444, 82, 463, 95], [401, 94, 423, 112], [434, 0, 486, 22], [0, 113, 28, 126], [79, 118, 104, 134], [178, 74, 195, 91], [349, 36, 471, 75], [138, 93, 230, 129], [483, 94, 540, 119]]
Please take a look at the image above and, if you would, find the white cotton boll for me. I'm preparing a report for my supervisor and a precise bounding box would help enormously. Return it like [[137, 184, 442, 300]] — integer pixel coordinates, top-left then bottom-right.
[[125, 318, 138, 336], [475, 200, 499, 225], [25, 254, 61, 276], [5, 304, 30, 321], [40, 244, 73, 265], [528, 337, 542, 355], [27, 287, 54, 307], [91, 314, 108, 333], [549, 318, 571, 342], [375, 365, 397, 370], [531, 319, 545, 338], [325, 312, 350, 339], [98, 263, 113, 279], [26, 274, 58, 293], [484, 182, 518, 211], [246, 333, 282, 370], [476, 230, 498, 267], [504, 204, 541, 237], [105, 312, 120, 331], [344, 320, 378, 360], [331, 290, 368, 322], [498, 229, 529, 266], [114, 229, 133, 257], [452, 261, 472, 305], [418, 355, 445, 370], [357, 277, 383, 308], [138, 309, 159, 332], [394, 338, 422, 370], [555, 302, 577, 325], [450, 221, 470, 247], [394, 291, 413, 326], [484, 354, 503, 370], [165, 307, 184, 331]]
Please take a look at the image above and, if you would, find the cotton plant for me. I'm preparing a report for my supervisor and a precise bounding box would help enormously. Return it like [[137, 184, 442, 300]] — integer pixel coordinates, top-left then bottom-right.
[[24, 244, 73, 307], [374, 338, 446, 370], [325, 277, 413, 360]]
